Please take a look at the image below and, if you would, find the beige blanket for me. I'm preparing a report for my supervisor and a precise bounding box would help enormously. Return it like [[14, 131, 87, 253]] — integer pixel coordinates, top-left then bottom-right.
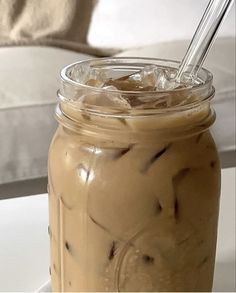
[[0, 0, 114, 56]]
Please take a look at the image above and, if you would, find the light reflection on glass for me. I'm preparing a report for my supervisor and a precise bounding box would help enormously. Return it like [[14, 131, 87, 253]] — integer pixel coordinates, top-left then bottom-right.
[[77, 163, 94, 183]]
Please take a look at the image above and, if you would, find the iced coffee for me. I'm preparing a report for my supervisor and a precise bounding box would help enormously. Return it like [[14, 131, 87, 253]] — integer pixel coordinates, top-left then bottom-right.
[[48, 58, 221, 292]]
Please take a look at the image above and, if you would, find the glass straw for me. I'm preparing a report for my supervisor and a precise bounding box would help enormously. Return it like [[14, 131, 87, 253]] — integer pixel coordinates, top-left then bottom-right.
[[176, 0, 234, 83]]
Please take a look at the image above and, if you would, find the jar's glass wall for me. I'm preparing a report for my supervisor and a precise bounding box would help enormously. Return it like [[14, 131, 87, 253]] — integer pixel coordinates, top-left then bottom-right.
[[48, 58, 221, 292]]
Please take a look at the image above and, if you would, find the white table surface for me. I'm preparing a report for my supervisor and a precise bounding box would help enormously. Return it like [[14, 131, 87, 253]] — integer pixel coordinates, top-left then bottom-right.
[[0, 168, 235, 292]]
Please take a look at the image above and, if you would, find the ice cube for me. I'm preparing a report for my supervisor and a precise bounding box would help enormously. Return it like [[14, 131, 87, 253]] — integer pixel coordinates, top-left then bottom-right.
[[70, 64, 108, 86], [70, 63, 90, 84], [78, 85, 131, 109], [103, 66, 178, 92], [104, 78, 139, 91], [85, 78, 104, 88], [104, 74, 154, 91], [155, 69, 178, 91], [102, 85, 132, 108], [88, 68, 108, 86], [134, 65, 180, 91], [111, 66, 157, 91], [139, 65, 158, 88], [133, 95, 172, 109]]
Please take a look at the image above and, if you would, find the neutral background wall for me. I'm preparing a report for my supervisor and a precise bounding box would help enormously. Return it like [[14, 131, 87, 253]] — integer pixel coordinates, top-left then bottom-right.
[[88, 0, 236, 48]]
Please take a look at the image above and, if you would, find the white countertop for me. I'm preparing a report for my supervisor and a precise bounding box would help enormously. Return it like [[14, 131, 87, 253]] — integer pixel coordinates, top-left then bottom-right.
[[0, 168, 235, 292]]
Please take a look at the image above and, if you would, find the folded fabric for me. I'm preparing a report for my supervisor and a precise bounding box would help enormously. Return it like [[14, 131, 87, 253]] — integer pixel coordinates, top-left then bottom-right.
[[0, 0, 114, 56]]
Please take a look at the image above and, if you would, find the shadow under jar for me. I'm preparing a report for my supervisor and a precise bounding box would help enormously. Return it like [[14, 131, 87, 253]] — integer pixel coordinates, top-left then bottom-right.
[[48, 58, 221, 292]]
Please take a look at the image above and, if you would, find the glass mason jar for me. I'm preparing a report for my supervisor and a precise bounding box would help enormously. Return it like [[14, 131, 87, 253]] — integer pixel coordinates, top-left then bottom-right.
[[48, 58, 221, 292]]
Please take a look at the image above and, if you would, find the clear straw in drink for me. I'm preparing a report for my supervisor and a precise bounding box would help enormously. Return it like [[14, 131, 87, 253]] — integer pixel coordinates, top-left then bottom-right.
[[176, 0, 234, 83]]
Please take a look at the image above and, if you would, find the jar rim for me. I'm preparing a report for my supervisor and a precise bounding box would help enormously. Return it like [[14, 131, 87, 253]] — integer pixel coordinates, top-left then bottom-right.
[[59, 57, 214, 116], [61, 57, 213, 95]]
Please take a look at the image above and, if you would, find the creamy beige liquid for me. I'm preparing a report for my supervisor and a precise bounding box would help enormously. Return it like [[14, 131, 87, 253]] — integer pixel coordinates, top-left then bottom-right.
[[48, 104, 220, 292]]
